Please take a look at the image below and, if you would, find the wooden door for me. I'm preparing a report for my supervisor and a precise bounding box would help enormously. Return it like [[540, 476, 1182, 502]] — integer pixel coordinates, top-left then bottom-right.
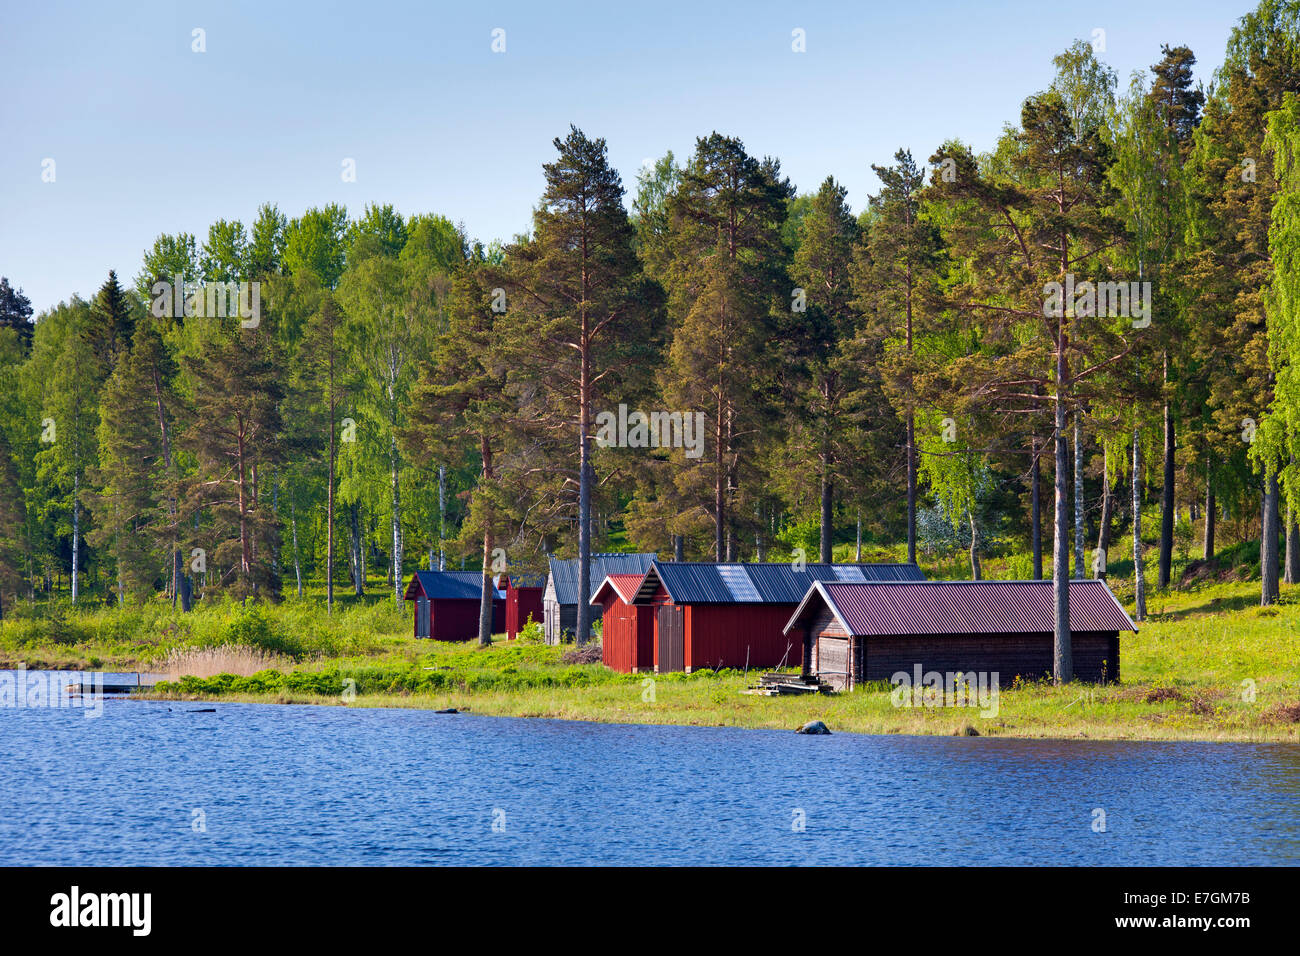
[[416, 598, 430, 638], [657, 605, 684, 672], [817, 637, 850, 691]]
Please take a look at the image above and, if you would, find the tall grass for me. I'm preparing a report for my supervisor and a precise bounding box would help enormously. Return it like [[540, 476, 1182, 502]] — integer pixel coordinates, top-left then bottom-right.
[[159, 644, 292, 679]]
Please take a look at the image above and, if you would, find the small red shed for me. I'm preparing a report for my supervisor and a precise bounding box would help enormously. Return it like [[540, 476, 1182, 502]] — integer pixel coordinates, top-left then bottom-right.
[[403, 571, 505, 641], [630, 561, 927, 673], [498, 573, 546, 640], [590, 573, 655, 672]]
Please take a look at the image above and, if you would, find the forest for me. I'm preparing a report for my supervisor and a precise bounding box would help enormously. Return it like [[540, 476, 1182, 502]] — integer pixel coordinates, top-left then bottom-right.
[[1, 2, 1299, 682]]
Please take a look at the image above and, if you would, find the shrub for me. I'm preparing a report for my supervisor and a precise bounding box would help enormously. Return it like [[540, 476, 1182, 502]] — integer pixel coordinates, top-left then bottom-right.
[[223, 603, 302, 658], [517, 615, 544, 644]]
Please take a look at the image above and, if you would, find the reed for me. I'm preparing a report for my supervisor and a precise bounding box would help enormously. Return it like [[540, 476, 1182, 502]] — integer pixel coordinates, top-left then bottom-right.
[[158, 644, 291, 680]]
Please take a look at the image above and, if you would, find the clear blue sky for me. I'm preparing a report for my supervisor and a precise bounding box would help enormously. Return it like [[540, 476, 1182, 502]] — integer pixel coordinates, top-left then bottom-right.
[[1, 0, 1249, 313]]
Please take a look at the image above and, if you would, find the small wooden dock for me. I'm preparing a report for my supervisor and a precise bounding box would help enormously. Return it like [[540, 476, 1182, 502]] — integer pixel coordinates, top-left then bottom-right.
[[743, 672, 835, 696], [64, 674, 156, 695]]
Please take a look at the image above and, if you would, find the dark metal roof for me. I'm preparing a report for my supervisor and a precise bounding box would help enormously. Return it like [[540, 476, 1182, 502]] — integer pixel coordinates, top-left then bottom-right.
[[787, 580, 1136, 636], [508, 574, 547, 590], [405, 571, 505, 602], [636, 561, 926, 605], [548, 553, 657, 605]]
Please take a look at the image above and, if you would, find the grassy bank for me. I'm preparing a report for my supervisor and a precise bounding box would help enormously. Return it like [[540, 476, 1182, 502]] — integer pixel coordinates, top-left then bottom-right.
[[4, 565, 1300, 742]]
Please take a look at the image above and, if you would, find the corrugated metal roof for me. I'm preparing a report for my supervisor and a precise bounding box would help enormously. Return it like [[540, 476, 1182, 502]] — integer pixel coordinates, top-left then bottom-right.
[[591, 573, 647, 605], [508, 574, 547, 590], [549, 552, 657, 605], [406, 571, 505, 602], [806, 580, 1136, 636], [643, 561, 926, 605]]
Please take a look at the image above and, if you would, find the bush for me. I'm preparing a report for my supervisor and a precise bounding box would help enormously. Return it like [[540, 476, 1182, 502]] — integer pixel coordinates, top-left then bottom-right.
[[223, 603, 303, 658], [517, 615, 544, 644]]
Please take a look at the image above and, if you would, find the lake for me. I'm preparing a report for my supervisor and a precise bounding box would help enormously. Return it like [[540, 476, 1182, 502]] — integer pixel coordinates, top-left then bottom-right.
[[2, 670, 1299, 865]]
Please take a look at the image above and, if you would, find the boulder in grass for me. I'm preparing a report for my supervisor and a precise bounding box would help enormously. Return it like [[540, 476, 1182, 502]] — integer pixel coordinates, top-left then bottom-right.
[[796, 720, 831, 735]]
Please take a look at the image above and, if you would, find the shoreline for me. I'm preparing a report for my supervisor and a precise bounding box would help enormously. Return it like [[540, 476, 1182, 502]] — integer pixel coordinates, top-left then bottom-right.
[[130, 684, 1300, 744]]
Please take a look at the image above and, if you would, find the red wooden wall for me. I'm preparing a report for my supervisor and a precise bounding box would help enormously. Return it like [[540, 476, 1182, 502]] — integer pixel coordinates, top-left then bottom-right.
[[643, 585, 801, 673], [426, 598, 505, 642], [506, 585, 544, 640], [597, 593, 655, 672], [684, 604, 801, 672]]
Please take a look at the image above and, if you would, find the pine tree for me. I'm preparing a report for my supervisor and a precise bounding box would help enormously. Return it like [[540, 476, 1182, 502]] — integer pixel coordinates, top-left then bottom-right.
[[403, 255, 513, 644], [182, 321, 285, 602], [84, 271, 135, 377], [0, 428, 26, 619], [931, 87, 1131, 682], [502, 126, 658, 642], [0, 278, 34, 348], [658, 133, 791, 561], [1188, 0, 1300, 606], [853, 150, 946, 565]]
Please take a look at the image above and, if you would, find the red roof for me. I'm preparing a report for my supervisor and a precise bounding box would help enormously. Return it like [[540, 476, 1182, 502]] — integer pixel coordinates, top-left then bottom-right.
[[789, 580, 1136, 636], [591, 573, 648, 606]]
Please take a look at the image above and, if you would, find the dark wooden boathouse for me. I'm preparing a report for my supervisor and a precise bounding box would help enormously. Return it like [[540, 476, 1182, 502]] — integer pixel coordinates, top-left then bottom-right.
[[590, 574, 656, 672], [543, 552, 657, 643], [784, 579, 1136, 689], [629, 561, 927, 673], [403, 570, 505, 641]]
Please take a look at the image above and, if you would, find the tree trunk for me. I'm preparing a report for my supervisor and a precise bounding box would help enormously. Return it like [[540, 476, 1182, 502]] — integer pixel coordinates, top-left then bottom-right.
[[350, 502, 363, 596], [1204, 459, 1216, 561], [1053, 395, 1072, 683], [819, 450, 833, 563], [477, 433, 496, 645], [1157, 376, 1175, 589], [1133, 429, 1146, 622], [576, 363, 593, 645], [1096, 446, 1113, 580], [291, 503, 302, 599], [71, 473, 80, 604], [326, 391, 335, 614], [437, 465, 446, 570], [906, 413, 917, 565], [1073, 413, 1085, 578], [855, 510, 862, 562], [968, 510, 982, 580], [1286, 507, 1300, 586], [391, 433, 403, 604], [1031, 439, 1043, 579], [1262, 472, 1281, 606], [673, 534, 684, 562]]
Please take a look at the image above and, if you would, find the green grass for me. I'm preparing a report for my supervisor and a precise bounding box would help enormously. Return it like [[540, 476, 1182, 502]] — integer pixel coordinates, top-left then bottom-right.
[[5, 550, 1300, 742]]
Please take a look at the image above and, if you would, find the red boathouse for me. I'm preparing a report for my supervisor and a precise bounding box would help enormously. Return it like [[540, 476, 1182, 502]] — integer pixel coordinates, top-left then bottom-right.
[[498, 573, 546, 640], [590, 574, 656, 672], [403, 571, 505, 641], [628, 561, 927, 673]]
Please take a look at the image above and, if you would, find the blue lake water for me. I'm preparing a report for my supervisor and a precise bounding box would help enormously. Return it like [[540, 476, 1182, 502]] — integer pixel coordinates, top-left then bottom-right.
[[2, 671, 1299, 865]]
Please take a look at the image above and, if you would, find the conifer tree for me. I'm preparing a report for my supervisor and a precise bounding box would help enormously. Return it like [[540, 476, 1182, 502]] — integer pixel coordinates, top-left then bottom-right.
[[658, 133, 791, 561], [502, 126, 657, 642], [853, 150, 946, 565], [182, 321, 285, 601]]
